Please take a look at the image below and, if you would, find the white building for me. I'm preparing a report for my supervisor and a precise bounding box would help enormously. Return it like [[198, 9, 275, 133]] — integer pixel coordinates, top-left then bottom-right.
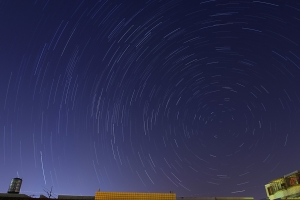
[[265, 170, 300, 200]]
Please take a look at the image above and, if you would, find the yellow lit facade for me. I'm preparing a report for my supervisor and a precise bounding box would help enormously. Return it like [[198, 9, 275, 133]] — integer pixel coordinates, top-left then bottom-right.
[[265, 170, 300, 200], [95, 191, 176, 200]]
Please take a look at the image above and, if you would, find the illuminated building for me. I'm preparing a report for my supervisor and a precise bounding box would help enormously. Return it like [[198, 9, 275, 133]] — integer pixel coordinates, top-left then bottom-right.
[[0, 191, 255, 200], [95, 191, 176, 200], [265, 170, 300, 200]]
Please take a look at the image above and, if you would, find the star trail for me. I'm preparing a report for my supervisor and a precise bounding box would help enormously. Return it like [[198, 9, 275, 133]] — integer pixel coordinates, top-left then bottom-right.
[[0, 0, 300, 199]]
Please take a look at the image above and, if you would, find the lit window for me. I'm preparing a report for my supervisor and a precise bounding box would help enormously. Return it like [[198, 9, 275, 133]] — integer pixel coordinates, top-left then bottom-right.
[[268, 186, 273, 195]]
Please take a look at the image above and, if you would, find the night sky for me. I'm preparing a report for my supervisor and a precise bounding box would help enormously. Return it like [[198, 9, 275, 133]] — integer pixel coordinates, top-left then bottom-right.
[[0, 0, 300, 199]]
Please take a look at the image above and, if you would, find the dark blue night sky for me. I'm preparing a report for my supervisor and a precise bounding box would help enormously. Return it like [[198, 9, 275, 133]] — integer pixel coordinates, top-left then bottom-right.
[[0, 0, 300, 199]]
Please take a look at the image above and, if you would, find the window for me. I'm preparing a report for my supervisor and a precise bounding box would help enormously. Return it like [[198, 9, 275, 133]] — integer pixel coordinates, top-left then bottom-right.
[[268, 186, 274, 195]]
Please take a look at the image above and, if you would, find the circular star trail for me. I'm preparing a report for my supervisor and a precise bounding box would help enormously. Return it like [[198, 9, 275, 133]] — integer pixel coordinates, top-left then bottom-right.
[[0, 1, 300, 199]]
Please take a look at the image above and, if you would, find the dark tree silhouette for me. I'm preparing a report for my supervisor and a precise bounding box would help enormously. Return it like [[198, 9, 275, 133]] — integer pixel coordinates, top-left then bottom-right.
[[43, 186, 55, 198]]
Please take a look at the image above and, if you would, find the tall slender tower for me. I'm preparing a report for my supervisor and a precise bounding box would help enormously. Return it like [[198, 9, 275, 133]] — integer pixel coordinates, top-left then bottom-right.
[[7, 178, 22, 194]]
